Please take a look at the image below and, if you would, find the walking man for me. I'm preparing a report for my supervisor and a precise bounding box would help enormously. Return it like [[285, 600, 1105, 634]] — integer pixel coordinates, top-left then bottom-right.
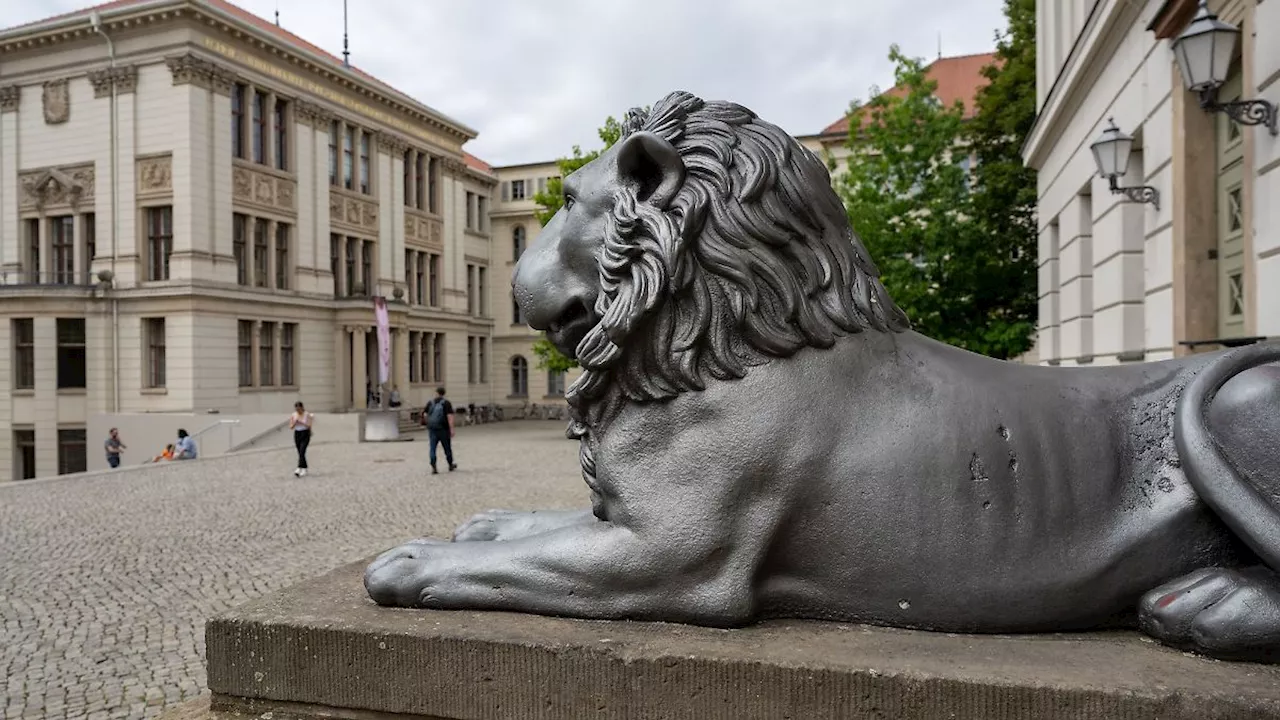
[[104, 428, 127, 469], [422, 386, 456, 474]]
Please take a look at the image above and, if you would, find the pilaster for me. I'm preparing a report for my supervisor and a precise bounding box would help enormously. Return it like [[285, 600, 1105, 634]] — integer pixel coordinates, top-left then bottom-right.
[[351, 326, 368, 410]]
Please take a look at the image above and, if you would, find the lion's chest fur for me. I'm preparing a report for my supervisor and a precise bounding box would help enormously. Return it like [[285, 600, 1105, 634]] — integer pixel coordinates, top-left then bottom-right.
[[579, 332, 1237, 631]]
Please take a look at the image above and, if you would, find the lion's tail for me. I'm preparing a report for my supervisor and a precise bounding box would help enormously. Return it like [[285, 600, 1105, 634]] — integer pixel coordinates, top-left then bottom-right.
[[1175, 342, 1280, 569]]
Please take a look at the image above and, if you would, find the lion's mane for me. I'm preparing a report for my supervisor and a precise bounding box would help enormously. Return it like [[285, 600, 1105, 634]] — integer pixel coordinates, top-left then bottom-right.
[[567, 90, 910, 427]]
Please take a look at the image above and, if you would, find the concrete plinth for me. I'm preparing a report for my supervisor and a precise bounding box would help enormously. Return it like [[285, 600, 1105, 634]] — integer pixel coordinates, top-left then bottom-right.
[[362, 410, 400, 442], [173, 560, 1280, 720]]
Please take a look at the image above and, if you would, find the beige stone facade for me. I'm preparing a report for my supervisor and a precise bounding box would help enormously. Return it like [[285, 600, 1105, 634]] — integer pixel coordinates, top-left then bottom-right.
[[0, 0, 500, 480], [489, 161, 582, 404], [1025, 0, 1279, 367]]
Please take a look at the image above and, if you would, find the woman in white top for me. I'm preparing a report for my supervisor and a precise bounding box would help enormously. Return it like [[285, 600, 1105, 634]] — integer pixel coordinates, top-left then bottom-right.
[[289, 401, 315, 476]]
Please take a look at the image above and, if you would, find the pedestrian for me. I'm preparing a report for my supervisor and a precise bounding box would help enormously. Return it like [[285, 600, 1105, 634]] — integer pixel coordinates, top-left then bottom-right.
[[389, 385, 402, 409], [104, 427, 127, 469], [422, 386, 456, 474], [289, 401, 315, 477], [173, 428, 197, 460]]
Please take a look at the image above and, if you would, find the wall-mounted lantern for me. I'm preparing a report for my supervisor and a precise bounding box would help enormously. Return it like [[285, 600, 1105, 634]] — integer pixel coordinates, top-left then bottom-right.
[[1090, 118, 1160, 210], [1171, 1, 1277, 136]]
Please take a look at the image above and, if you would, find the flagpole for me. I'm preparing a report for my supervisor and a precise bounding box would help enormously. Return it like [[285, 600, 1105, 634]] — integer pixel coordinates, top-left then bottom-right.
[[342, 0, 350, 68]]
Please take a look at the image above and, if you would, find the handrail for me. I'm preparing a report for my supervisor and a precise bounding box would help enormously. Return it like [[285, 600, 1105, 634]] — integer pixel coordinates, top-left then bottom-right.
[[191, 418, 240, 453], [227, 419, 289, 454]]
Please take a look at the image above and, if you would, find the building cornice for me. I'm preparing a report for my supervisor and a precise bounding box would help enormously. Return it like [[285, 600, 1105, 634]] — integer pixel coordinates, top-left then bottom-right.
[[0, 0, 477, 146], [1022, 0, 1142, 168]]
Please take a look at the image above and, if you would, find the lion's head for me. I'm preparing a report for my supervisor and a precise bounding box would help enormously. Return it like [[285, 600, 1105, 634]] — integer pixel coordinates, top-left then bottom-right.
[[513, 90, 910, 420]]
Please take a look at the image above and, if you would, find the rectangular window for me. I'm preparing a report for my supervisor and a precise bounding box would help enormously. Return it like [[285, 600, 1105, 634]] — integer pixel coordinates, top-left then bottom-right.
[[328, 120, 339, 186], [467, 336, 476, 384], [83, 212, 96, 284], [281, 323, 296, 386], [26, 218, 39, 284], [251, 90, 267, 164], [511, 179, 526, 201], [404, 249, 413, 297], [344, 126, 355, 190], [13, 318, 34, 390], [275, 223, 290, 290], [361, 241, 373, 296], [259, 321, 275, 386], [466, 264, 475, 315], [56, 318, 86, 390], [146, 206, 173, 281], [345, 238, 357, 296], [330, 234, 342, 298], [233, 213, 249, 286], [403, 149, 413, 207], [548, 370, 566, 397], [408, 331, 419, 383], [428, 253, 439, 306], [432, 332, 444, 382], [232, 83, 246, 159], [14, 429, 36, 480], [238, 320, 253, 387], [465, 192, 476, 230], [477, 197, 488, 232], [144, 317, 165, 389], [478, 337, 487, 383], [512, 293, 525, 325], [51, 215, 74, 285], [424, 333, 435, 384], [416, 253, 426, 305], [478, 267, 487, 317], [359, 131, 371, 194], [274, 98, 288, 171], [427, 157, 439, 214], [57, 428, 87, 476], [537, 177, 548, 195], [416, 153, 426, 210], [253, 218, 269, 288]]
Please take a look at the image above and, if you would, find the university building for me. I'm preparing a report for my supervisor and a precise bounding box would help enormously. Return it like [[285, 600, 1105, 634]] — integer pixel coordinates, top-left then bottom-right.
[[0, 0, 504, 480], [1025, 0, 1278, 366], [489, 161, 583, 403]]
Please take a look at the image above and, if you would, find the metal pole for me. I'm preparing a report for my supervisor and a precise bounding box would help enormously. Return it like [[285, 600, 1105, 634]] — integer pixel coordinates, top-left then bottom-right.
[[342, 0, 350, 68], [91, 13, 121, 413]]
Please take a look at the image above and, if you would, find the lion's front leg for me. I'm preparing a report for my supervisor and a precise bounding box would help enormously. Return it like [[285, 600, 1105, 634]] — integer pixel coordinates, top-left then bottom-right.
[[452, 506, 597, 542], [365, 522, 752, 625]]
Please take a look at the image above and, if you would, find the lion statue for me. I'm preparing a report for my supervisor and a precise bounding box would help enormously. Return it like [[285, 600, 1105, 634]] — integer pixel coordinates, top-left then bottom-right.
[[366, 90, 1280, 663]]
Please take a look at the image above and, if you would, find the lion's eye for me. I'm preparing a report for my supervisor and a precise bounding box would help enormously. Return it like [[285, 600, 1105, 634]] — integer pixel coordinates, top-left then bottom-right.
[[564, 195, 576, 210]]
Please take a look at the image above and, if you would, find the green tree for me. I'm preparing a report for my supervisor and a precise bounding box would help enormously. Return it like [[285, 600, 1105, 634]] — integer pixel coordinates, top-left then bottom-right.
[[528, 117, 624, 371], [965, 0, 1039, 358], [835, 38, 1035, 359]]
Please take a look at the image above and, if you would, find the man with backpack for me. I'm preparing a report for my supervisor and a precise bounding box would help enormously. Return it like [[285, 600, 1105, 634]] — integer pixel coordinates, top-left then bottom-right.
[[422, 386, 457, 474]]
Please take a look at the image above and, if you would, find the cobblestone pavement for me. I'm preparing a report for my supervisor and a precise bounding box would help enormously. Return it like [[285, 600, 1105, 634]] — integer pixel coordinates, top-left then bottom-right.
[[0, 422, 586, 720]]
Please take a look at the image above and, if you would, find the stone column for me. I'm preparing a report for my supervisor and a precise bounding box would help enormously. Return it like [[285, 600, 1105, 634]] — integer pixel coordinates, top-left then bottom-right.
[[265, 90, 276, 168], [352, 326, 368, 409], [393, 326, 409, 396], [334, 325, 349, 410], [251, 320, 262, 387], [353, 236, 364, 295], [75, 213, 90, 284], [1171, 69, 1218, 356], [1057, 194, 1093, 365]]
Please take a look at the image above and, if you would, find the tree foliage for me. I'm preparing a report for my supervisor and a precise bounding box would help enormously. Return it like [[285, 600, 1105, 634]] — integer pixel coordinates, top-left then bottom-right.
[[527, 117, 624, 372], [835, 28, 1036, 359], [965, 0, 1039, 358]]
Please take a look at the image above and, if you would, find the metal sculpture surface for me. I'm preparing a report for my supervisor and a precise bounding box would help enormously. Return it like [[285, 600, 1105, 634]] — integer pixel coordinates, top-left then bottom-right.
[[366, 91, 1280, 663]]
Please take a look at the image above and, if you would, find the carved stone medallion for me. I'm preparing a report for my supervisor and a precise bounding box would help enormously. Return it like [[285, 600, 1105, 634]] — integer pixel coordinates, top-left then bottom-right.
[[42, 79, 70, 125]]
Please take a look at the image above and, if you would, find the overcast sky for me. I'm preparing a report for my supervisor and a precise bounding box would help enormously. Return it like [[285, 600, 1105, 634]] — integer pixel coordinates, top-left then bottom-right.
[[8, 0, 1008, 167]]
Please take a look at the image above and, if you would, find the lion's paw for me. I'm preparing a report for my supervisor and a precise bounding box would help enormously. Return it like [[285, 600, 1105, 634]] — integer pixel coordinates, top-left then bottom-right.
[[452, 508, 589, 543], [1139, 567, 1280, 662]]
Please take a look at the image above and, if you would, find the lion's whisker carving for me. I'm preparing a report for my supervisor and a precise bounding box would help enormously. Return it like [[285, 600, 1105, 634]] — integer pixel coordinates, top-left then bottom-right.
[[366, 90, 1280, 666]]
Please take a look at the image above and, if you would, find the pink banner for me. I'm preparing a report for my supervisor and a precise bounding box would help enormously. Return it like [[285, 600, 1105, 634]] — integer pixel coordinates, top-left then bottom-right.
[[373, 296, 391, 385]]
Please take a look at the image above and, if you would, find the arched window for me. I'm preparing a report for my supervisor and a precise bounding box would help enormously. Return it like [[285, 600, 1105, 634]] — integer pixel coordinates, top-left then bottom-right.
[[547, 370, 566, 397], [513, 225, 526, 262], [510, 356, 528, 397]]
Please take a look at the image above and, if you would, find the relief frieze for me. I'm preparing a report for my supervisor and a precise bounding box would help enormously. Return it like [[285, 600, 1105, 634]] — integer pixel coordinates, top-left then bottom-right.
[[232, 163, 297, 215], [330, 189, 378, 233], [19, 163, 95, 212], [136, 154, 172, 199]]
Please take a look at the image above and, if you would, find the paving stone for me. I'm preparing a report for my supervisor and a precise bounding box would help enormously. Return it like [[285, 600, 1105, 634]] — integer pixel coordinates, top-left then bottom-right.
[[0, 422, 583, 720]]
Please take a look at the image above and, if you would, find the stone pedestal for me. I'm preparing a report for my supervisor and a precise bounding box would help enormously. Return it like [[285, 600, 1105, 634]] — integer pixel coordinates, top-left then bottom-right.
[[158, 560, 1280, 720], [362, 410, 400, 441]]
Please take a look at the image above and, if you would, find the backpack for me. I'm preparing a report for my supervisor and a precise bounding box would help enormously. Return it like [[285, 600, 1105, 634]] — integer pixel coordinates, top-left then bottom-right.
[[425, 398, 448, 429]]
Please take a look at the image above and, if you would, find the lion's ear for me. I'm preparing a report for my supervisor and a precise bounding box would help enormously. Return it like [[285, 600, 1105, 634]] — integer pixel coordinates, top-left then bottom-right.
[[615, 131, 685, 208]]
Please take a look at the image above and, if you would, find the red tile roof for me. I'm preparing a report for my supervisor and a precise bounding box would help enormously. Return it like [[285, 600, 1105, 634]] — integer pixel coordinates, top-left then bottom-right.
[[819, 52, 999, 136], [463, 152, 493, 174]]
